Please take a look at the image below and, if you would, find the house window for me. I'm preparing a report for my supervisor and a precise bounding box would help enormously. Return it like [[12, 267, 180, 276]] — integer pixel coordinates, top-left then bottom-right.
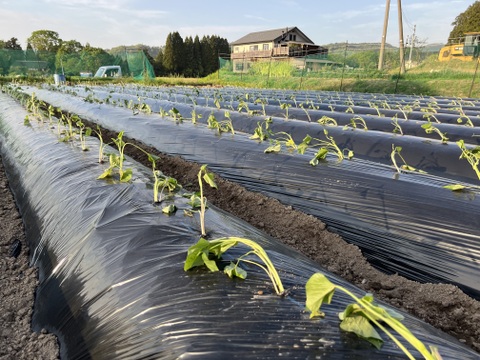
[[249, 45, 259, 51], [263, 44, 269, 50], [234, 46, 239, 53], [235, 62, 244, 71], [289, 34, 297, 41]]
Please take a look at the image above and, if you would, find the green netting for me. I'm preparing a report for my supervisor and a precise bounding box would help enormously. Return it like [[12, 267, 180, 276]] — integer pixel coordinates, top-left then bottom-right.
[[119, 50, 155, 80], [0, 48, 155, 79]]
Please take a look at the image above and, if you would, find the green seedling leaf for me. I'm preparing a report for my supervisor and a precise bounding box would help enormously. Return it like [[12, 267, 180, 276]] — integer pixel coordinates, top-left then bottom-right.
[[208, 240, 237, 258], [97, 168, 113, 179], [201, 252, 219, 272], [184, 237, 285, 295], [183, 209, 194, 217], [162, 204, 177, 215], [224, 262, 247, 279], [265, 144, 282, 153], [340, 315, 384, 350], [400, 164, 417, 172], [309, 148, 329, 166], [297, 135, 312, 155], [184, 238, 217, 271], [120, 168, 133, 182], [305, 273, 336, 318], [188, 194, 203, 209], [421, 123, 432, 130], [202, 171, 217, 189], [443, 184, 467, 191], [147, 153, 159, 164]]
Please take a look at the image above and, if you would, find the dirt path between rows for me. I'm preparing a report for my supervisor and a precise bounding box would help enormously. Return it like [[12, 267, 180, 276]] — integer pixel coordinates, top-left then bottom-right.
[[0, 156, 60, 359]]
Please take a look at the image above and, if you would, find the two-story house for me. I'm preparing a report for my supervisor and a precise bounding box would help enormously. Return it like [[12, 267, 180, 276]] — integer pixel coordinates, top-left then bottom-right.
[[230, 27, 327, 72]]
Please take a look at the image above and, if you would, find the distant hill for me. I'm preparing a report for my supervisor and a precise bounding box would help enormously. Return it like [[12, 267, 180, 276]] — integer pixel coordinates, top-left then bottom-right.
[[422, 43, 444, 53], [322, 42, 396, 52], [322, 42, 443, 55]]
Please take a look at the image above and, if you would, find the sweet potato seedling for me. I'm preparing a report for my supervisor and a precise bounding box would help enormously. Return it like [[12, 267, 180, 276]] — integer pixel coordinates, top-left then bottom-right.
[[390, 145, 425, 174], [421, 122, 448, 144], [76, 120, 92, 151], [207, 113, 234, 135], [391, 115, 404, 135], [280, 102, 292, 119], [343, 115, 368, 131], [305, 273, 441, 360], [395, 104, 412, 120], [317, 116, 338, 126], [58, 113, 80, 142], [456, 108, 475, 127], [190, 109, 202, 124], [254, 98, 267, 116], [153, 170, 181, 203], [93, 125, 107, 163], [25, 92, 46, 122], [195, 164, 218, 236], [310, 130, 353, 165], [184, 237, 285, 296], [250, 117, 273, 142], [456, 140, 480, 180], [169, 107, 183, 122], [299, 103, 312, 122], [98, 131, 133, 182], [264, 132, 311, 155]]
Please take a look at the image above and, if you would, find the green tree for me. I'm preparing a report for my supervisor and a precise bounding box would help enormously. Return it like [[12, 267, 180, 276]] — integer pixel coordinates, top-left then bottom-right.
[[449, 1, 480, 41], [200, 35, 215, 76], [153, 47, 165, 76], [192, 35, 203, 77], [163, 31, 184, 75], [183, 36, 195, 77], [200, 35, 230, 76], [0, 38, 23, 75], [55, 40, 84, 75], [4, 37, 22, 50], [80, 45, 117, 74], [27, 30, 63, 73], [27, 30, 62, 52]]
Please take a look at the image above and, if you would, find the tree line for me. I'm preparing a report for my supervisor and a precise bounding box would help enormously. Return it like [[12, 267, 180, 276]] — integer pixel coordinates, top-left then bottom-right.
[[154, 32, 230, 77], [0, 30, 230, 78]]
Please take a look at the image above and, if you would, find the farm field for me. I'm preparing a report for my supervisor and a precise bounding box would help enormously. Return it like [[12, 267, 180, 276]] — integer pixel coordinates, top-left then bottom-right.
[[0, 82, 479, 359]]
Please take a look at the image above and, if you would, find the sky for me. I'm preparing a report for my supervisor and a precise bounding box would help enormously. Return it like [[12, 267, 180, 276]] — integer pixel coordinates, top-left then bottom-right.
[[0, 0, 473, 50]]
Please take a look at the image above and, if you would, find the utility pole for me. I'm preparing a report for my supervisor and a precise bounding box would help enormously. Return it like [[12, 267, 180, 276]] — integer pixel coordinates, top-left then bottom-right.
[[378, 0, 391, 70], [397, 0, 406, 74]]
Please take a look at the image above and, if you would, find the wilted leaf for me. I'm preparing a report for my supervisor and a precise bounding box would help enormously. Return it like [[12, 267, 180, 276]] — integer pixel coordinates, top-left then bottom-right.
[[224, 263, 247, 279], [305, 273, 336, 318], [340, 315, 383, 350]]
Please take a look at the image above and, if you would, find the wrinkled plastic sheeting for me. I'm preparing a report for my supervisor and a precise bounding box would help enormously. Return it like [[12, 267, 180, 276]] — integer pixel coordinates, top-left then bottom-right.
[[4, 91, 480, 360], [83, 86, 480, 145], [1, 94, 478, 359], [35, 85, 480, 182], [22, 88, 480, 300]]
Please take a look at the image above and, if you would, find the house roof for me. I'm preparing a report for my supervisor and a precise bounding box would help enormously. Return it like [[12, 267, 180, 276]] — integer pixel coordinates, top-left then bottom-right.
[[231, 27, 315, 45]]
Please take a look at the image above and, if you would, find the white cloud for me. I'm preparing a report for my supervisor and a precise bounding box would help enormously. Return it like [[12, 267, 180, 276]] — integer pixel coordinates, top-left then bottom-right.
[[244, 14, 272, 22]]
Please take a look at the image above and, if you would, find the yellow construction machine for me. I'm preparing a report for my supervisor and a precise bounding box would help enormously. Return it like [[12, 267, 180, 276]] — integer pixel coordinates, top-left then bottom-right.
[[438, 32, 480, 61]]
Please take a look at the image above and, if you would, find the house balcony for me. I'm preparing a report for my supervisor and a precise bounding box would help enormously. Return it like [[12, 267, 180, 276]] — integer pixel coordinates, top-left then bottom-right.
[[231, 47, 290, 60], [231, 45, 327, 60]]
